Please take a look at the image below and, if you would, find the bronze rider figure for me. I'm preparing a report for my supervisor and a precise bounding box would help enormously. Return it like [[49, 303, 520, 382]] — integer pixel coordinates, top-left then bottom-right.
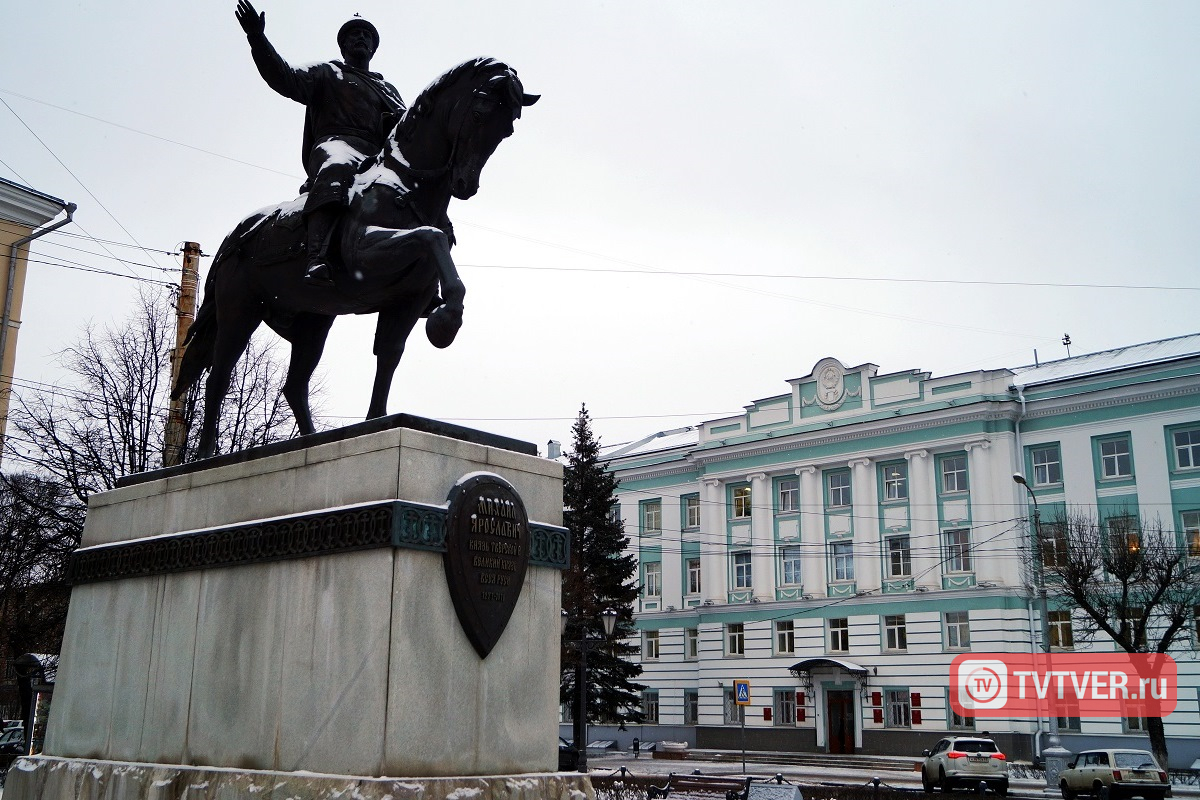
[[235, 0, 406, 287]]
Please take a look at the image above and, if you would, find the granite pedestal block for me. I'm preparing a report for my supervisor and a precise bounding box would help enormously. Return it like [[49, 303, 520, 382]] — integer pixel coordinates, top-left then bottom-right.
[[6, 757, 595, 800], [33, 421, 566, 784]]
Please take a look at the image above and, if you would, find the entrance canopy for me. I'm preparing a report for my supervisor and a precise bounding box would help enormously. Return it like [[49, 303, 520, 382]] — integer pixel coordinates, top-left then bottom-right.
[[787, 657, 869, 676]]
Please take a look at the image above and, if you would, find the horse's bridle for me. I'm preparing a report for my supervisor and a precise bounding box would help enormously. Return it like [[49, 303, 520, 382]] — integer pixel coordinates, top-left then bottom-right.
[[388, 86, 498, 182]]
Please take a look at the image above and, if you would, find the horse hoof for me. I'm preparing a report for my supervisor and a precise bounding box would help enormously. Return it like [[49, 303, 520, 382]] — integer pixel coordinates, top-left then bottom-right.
[[426, 305, 462, 348]]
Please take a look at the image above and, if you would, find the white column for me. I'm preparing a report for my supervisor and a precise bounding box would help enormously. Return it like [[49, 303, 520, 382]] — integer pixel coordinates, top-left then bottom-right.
[[748, 472, 774, 602], [700, 478, 727, 604], [966, 440, 1001, 584], [849, 457, 878, 593], [905, 449, 939, 589], [798, 466, 825, 595], [662, 495, 683, 607]]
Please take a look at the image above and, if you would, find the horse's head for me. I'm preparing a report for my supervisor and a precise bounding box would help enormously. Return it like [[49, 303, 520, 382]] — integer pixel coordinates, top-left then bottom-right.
[[394, 58, 538, 200]]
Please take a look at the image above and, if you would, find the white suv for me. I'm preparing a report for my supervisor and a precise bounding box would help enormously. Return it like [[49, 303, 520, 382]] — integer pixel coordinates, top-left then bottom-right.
[[921, 735, 1009, 795]]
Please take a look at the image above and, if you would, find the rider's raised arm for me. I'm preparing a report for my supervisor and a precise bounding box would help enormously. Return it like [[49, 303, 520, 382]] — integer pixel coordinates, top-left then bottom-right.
[[236, 1, 318, 105]]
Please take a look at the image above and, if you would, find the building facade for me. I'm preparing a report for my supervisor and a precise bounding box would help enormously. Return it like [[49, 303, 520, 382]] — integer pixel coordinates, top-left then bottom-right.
[[594, 335, 1200, 765]]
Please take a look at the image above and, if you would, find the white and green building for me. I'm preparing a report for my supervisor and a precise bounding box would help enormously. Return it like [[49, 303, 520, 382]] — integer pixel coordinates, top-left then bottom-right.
[[594, 334, 1200, 765]]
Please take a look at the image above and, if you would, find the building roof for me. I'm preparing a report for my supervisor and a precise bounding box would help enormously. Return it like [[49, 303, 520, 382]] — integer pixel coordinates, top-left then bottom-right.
[[599, 426, 699, 459], [0, 177, 69, 228], [603, 333, 1200, 462], [1010, 332, 1200, 388]]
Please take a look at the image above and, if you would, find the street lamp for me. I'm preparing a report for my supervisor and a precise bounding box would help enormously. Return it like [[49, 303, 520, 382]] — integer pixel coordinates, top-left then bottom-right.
[[1013, 472, 1072, 789], [561, 607, 619, 773]]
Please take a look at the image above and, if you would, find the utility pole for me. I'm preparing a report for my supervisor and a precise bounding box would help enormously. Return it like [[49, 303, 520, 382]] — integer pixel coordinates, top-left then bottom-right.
[[163, 241, 200, 467]]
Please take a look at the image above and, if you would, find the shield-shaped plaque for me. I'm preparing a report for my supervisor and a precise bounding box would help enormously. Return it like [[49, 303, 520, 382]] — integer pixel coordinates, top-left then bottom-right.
[[443, 473, 531, 658]]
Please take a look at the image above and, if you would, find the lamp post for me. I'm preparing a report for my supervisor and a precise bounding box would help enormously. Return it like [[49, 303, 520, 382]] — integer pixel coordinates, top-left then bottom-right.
[[561, 607, 619, 773], [1013, 473, 1071, 791]]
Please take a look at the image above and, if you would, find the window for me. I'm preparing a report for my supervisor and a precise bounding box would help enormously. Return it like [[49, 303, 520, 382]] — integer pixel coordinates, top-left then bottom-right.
[[1119, 605, 1147, 649], [1055, 696, 1081, 731], [829, 618, 849, 652], [1041, 521, 1069, 569], [1100, 437, 1133, 478], [944, 529, 972, 572], [726, 622, 745, 656], [683, 494, 701, 529], [884, 615, 907, 650], [1124, 714, 1148, 733], [643, 630, 660, 660], [885, 689, 911, 727], [684, 690, 698, 725], [732, 485, 752, 519], [608, 503, 621, 524], [941, 455, 969, 493], [643, 562, 662, 598], [778, 478, 799, 512], [774, 689, 797, 726], [950, 708, 975, 730], [1176, 429, 1200, 470], [831, 541, 855, 581], [827, 471, 852, 507], [685, 627, 699, 659], [1107, 514, 1140, 556], [886, 535, 911, 577], [686, 558, 702, 595], [1031, 445, 1063, 486], [776, 620, 796, 654], [723, 688, 745, 724], [945, 611, 970, 649], [733, 551, 752, 589], [780, 547, 802, 585], [1183, 511, 1200, 557], [882, 463, 908, 501], [1048, 610, 1074, 649], [642, 690, 659, 724], [641, 500, 662, 533]]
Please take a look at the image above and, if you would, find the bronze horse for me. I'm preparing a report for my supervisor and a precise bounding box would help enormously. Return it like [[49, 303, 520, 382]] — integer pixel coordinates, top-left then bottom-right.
[[172, 58, 537, 459]]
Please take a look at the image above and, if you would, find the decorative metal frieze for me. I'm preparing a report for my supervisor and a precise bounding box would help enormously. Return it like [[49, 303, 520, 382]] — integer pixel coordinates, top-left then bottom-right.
[[68, 497, 568, 585], [529, 524, 569, 568]]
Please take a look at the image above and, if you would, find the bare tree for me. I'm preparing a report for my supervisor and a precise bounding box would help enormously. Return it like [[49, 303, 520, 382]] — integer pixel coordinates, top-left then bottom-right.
[[0, 287, 312, 660], [1039, 509, 1199, 766], [4, 287, 303, 502]]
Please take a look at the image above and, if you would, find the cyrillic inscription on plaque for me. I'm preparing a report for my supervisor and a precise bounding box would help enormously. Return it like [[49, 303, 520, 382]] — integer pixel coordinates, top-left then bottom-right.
[[444, 473, 531, 658]]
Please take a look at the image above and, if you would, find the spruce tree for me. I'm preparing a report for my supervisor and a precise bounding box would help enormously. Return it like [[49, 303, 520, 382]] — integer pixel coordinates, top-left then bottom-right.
[[560, 404, 643, 747]]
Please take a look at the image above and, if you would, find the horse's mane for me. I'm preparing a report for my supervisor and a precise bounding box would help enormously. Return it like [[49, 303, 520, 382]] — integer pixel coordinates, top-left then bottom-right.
[[396, 57, 523, 141]]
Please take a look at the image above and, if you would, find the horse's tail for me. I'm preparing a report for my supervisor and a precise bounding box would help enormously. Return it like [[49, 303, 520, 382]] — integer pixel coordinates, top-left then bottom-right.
[[169, 225, 243, 400], [171, 293, 216, 401], [170, 207, 281, 401]]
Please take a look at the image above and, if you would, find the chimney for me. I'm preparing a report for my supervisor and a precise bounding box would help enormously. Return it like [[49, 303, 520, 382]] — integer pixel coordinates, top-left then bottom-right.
[[546, 440, 562, 459]]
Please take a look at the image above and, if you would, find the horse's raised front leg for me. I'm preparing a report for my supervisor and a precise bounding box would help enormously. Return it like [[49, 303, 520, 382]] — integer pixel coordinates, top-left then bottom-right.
[[367, 304, 425, 420], [197, 308, 263, 459], [282, 313, 336, 436]]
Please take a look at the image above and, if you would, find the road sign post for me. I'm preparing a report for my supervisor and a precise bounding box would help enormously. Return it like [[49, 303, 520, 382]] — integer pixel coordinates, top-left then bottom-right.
[[734, 680, 750, 773]]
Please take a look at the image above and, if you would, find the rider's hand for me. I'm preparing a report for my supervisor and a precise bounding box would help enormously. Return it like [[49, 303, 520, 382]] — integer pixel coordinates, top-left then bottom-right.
[[236, 0, 266, 37]]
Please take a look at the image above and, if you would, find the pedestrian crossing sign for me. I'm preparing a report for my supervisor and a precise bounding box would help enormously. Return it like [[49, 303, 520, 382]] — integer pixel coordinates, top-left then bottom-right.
[[734, 679, 750, 705]]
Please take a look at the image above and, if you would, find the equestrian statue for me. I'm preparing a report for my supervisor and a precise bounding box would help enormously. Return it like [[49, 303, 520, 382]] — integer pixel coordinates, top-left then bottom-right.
[[171, 2, 538, 459]]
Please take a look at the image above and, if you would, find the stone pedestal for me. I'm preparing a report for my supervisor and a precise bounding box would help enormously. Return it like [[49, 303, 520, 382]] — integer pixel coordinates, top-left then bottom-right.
[[6, 757, 594, 800], [17, 417, 571, 798]]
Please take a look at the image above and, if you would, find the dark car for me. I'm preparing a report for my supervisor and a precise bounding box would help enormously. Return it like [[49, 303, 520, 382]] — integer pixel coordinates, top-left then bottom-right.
[[0, 725, 25, 785], [558, 736, 579, 771]]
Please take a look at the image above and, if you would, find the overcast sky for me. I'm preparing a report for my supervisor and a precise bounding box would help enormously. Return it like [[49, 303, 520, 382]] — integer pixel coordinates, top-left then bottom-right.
[[3, 2, 1198, 455]]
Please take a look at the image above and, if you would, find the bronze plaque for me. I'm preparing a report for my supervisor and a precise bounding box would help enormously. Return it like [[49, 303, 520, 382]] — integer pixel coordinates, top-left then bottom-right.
[[443, 473, 531, 658]]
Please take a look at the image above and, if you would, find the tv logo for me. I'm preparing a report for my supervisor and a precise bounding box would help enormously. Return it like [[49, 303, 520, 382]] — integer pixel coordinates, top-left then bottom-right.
[[956, 659, 1008, 709], [949, 652, 1177, 718]]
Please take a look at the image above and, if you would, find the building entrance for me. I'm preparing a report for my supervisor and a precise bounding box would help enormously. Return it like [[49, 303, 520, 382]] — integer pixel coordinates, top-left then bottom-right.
[[826, 690, 855, 754]]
